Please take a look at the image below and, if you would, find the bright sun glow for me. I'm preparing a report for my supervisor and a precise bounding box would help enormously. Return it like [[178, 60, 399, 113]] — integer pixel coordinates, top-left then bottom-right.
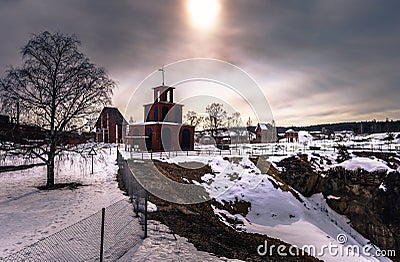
[[188, 0, 220, 29]]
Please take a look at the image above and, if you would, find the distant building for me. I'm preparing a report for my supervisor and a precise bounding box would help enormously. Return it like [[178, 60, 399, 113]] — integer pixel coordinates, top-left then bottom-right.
[[95, 107, 128, 144], [285, 129, 298, 142], [125, 85, 194, 151], [253, 122, 277, 143]]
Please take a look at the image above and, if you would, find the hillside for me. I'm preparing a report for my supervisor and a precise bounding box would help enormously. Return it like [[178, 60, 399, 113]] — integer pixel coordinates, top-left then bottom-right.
[[144, 151, 398, 261]]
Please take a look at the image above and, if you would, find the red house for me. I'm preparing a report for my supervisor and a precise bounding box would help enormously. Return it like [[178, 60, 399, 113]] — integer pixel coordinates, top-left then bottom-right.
[[126, 85, 194, 151], [95, 107, 128, 144], [253, 123, 277, 143], [285, 129, 299, 142]]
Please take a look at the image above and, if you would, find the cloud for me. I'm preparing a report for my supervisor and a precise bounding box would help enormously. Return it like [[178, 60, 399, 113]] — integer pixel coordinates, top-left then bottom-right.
[[0, 0, 399, 126]]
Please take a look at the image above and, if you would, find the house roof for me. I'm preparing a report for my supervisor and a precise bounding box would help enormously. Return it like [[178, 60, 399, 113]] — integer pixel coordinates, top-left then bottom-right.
[[95, 107, 128, 126], [285, 128, 297, 133], [258, 123, 269, 130], [255, 123, 271, 132]]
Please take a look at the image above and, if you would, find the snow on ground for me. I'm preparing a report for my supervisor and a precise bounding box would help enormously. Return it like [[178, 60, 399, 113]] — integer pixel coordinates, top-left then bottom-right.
[[147, 201, 158, 212], [124, 220, 242, 262], [117, 143, 399, 261], [302, 151, 338, 172], [0, 146, 124, 258], [298, 130, 314, 143], [1, 145, 243, 261], [167, 155, 391, 262], [367, 132, 400, 141], [335, 157, 394, 173]]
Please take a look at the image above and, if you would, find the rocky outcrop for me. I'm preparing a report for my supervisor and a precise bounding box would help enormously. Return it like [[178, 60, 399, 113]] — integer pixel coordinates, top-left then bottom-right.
[[277, 155, 321, 197], [276, 154, 400, 261]]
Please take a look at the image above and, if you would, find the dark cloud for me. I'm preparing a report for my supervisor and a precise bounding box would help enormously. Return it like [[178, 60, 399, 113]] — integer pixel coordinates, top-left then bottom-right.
[[0, 0, 399, 125]]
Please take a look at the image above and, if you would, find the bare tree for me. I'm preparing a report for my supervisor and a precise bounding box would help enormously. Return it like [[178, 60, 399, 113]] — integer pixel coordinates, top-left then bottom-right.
[[246, 117, 253, 141], [184, 110, 204, 130], [205, 103, 226, 137], [0, 76, 22, 132], [227, 112, 245, 143], [0, 31, 115, 187], [226, 112, 241, 128], [246, 117, 252, 127]]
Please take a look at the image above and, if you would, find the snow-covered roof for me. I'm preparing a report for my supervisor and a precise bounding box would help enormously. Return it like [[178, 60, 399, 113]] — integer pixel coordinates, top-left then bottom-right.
[[285, 129, 296, 133], [258, 123, 269, 130]]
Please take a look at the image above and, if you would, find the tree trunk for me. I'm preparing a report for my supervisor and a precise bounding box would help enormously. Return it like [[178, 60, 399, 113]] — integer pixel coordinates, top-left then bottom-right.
[[16, 100, 20, 128], [46, 147, 56, 187]]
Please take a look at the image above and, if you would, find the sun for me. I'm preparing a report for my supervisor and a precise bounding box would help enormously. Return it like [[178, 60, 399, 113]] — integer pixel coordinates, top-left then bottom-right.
[[187, 0, 220, 30]]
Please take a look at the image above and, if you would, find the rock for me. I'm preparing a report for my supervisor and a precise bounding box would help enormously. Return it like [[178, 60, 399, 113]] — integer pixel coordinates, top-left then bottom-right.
[[276, 153, 400, 260]]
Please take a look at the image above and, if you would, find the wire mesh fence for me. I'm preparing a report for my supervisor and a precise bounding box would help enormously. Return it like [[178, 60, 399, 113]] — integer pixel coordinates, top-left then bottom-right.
[[2, 199, 142, 262], [117, 149, 148, 238]]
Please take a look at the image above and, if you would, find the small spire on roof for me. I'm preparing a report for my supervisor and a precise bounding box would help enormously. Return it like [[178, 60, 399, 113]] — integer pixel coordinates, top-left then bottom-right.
[[158, 65, 165, 86]]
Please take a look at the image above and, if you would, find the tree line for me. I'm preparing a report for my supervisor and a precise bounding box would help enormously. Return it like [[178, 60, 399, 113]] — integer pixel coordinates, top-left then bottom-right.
[[184, 102, 248, 133]]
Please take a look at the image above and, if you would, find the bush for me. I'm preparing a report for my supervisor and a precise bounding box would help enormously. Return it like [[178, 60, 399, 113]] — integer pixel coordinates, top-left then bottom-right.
[[337, 145, 351, 163]]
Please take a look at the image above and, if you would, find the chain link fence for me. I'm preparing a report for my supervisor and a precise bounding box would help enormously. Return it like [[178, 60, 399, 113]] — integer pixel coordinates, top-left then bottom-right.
[[117, 149, 148, 238], [2, 199, 142, 262]]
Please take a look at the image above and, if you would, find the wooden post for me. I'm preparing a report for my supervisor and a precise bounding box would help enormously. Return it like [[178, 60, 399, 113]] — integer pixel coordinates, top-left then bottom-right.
[[91, 154, 94, 174], [135, 196, 139, 217], [144, 191, 148, 238], [100, 208, 105, 262]]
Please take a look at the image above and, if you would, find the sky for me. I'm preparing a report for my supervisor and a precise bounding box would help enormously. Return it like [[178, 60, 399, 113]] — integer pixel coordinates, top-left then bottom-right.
[[0, 0, 399, 126]]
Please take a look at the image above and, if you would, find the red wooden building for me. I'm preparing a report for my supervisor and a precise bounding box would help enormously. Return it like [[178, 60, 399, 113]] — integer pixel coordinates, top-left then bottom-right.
[[95, 107, 128, 144], [126, 85, 194, 151], [252, 122, 277, 143], [285, 129, 299, 142]]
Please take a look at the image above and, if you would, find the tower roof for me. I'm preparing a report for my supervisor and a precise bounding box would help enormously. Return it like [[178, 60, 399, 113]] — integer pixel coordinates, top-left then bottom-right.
[[152, 85, 175, 90]]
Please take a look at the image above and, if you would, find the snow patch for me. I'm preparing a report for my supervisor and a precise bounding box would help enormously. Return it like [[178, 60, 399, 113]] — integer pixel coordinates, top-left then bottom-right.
[[327, 195, 341, 200], [335, 157, 393, 173], [379, 183, 387, 192], [200, 157, 388, 262], [298, 130, 313, 143], [128, 220, 242, 261], [147, 201, 158, 213]]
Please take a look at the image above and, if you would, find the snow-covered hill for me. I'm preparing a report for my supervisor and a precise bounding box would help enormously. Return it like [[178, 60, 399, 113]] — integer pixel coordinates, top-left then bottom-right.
[[167, 154, 393, 262]]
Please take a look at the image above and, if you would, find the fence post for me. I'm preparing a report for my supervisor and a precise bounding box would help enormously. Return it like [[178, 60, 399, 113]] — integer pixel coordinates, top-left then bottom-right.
[[144, 191, 148, 238], [100, 207, 105, 262], [135, 193, 139, 217]]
